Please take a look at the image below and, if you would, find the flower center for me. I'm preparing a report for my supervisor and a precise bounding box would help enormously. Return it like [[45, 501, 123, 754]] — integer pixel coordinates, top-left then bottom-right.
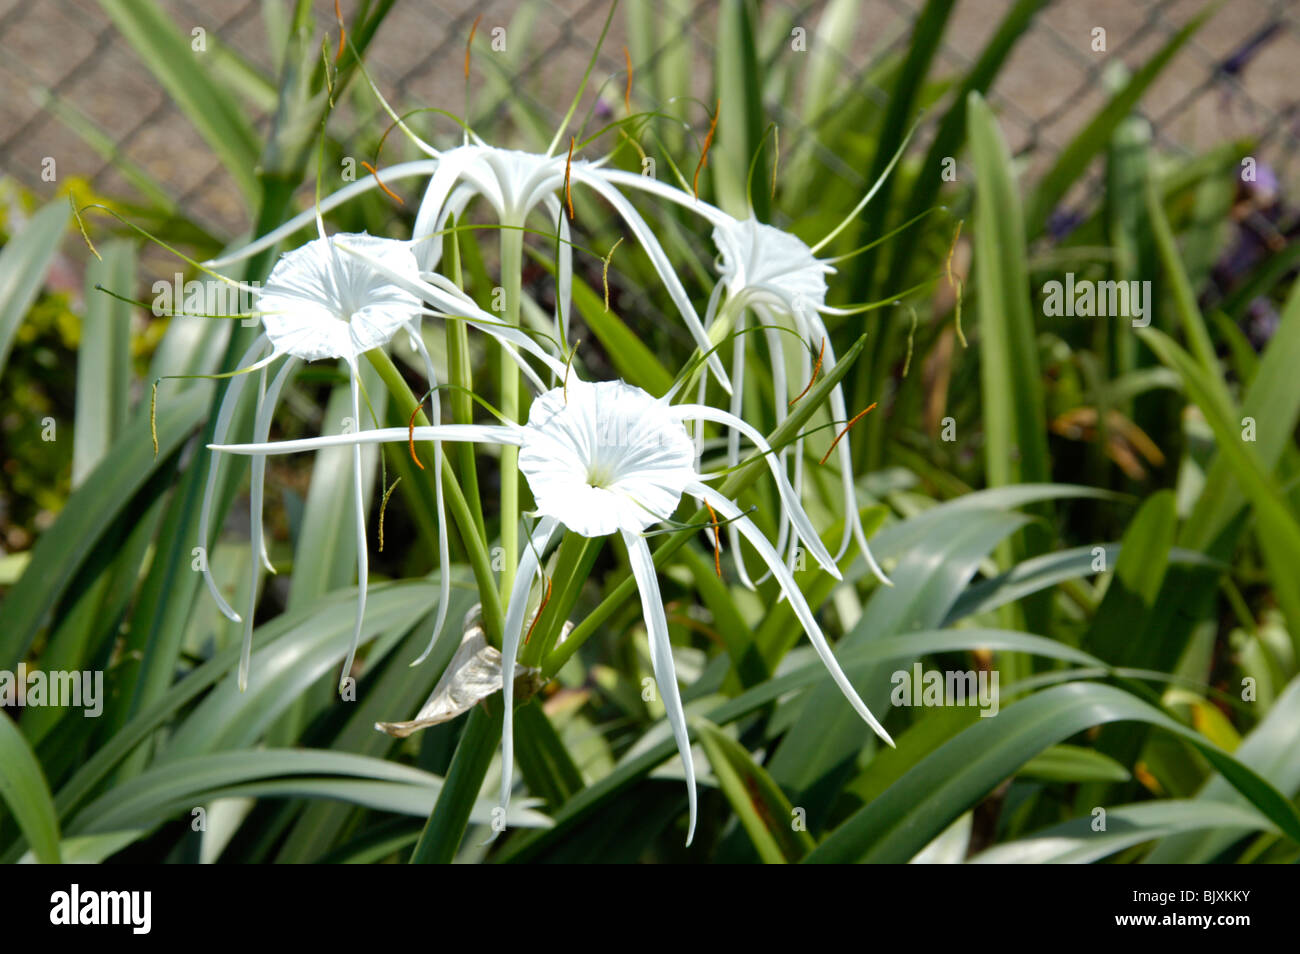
[[518, 380, 698, 538]]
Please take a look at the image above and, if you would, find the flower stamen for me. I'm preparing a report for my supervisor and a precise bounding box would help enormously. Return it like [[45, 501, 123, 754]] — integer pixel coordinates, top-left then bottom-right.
[[693, 99, 720, 200], [149, 379, 159, 457], [407, 402, 425, 470], [523, 576, 552, 645], [788, 337, 825, 408], [602, 237, 623, 311], [703, 498, 723, 578], [623, 45, 633, 113], [819, 402, 877, 465], [333, 0, 345, 62], [464, 13, 482, 81], [378, 477, 401, 551], [360, 161, 404, 205]]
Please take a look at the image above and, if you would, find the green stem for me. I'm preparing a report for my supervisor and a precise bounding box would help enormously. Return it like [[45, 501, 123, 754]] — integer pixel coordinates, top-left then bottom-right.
[[365, 349, 504, 645], [519, 531, 603, 669], [408, 699, 503, 864], [445, 220, 487, 542], [499, 223, 524, 600]]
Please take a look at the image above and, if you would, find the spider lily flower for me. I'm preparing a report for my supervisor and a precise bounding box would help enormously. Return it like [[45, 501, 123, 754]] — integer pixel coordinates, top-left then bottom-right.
[[200, 229, 562, 693], [201, 141, 732, 392], [209, 376, 894, 845], [705, 213, 894, 588], [579, 170, 896, 588]]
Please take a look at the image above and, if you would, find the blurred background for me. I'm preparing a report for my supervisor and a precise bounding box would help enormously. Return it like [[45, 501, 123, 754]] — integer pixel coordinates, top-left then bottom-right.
[[3, 0, 1298, 238]]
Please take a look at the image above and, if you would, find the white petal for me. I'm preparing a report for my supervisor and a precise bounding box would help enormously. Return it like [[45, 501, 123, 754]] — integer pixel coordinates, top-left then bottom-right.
[[621, 528, 697, 845], [338, 368, 370, 695], [669, 403, 840, 578], [240, 357, 298, 690], [257, 233, 421, 362], [518, 381, 696, 538], [497, 517, 561, 837], [333, 239, 568, 379], [406, 326, 453, 667], [198, 335, 271, 625], [203, 160, 440, 269], [688, 482, 893, 748], [572, 169, 732, 395], [209, 423, 522, 456], [802, 311, 892, 584]]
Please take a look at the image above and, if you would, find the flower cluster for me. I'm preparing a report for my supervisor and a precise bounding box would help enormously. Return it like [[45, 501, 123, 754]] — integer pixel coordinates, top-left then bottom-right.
[[201, 121, 896, 843]]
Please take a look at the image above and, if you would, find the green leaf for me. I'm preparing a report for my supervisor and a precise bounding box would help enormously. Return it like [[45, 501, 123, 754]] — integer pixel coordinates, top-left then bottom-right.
[[1142, 327, 1300, 660], [0, 200, 69, 379], [767, 508, 1029, 806], [886, 0, 1045, 282], [0, 386, 208, 668], [0, 712, 61, 863], [514, 699, 586, 813], [712, 0, 765, 217], [846, 0, 955, 295], [1149, 674, 1300, 862], [568, 270, 673, 395], [410, 701, 504, 864], [74, 240, 136, 486], [47, 580, 440, 827], [805, 682, 1300, 863], [1085, 490, 1177, 666], [971, 800, 1274, 863], [503, 627, 1112, 862], [968, 91, 1049, 491], [695, 719, 814, 863], [64, 749, 548, 840], [1019, 744, 1131, 784]]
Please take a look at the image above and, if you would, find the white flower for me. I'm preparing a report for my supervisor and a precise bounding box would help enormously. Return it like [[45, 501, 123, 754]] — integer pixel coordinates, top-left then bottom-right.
[[209, 375, 894, 845], [518, 380, 697, 537], [199, 228, 563, 694], [534, 169, 898, 588], [203, 143, 732, 391], [712, 215, 834, 316], [257, 232, 421, 362]]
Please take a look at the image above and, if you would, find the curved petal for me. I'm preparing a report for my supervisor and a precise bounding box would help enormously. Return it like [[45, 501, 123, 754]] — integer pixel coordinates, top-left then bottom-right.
[[669, 403, 840, 578], [724, 311, 756, 590], [333, 239, 568, 380], [802, 310, 892, 585], [406, 326, 452, 667], [621, 528, 698, 845], [204, 160, 440, 269], [410, 148, 484, 270], [241, 356, 298, 686], [198, 335, 271, 623], [209, 423, 522, 456], [497, 516, 561, 838], [688, 482, 894, 748], [593, 167, 733, 229], [540, 194, 574, 348], [571, 169, 732, 395], [336, 367, 370, 695]]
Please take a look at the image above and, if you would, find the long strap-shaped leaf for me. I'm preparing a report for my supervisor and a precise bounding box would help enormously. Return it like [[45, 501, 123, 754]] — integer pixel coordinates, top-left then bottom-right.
[[804, 681, 1300, 863], [0, 712, 61, 863]]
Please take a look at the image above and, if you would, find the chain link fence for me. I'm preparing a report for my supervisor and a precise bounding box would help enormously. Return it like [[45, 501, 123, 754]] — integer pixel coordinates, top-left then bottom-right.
[[2, 0, 1299, 241]]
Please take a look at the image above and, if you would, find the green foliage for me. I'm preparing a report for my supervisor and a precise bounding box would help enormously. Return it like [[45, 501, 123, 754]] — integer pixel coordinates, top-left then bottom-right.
[[1, 0, 1297, 865]]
